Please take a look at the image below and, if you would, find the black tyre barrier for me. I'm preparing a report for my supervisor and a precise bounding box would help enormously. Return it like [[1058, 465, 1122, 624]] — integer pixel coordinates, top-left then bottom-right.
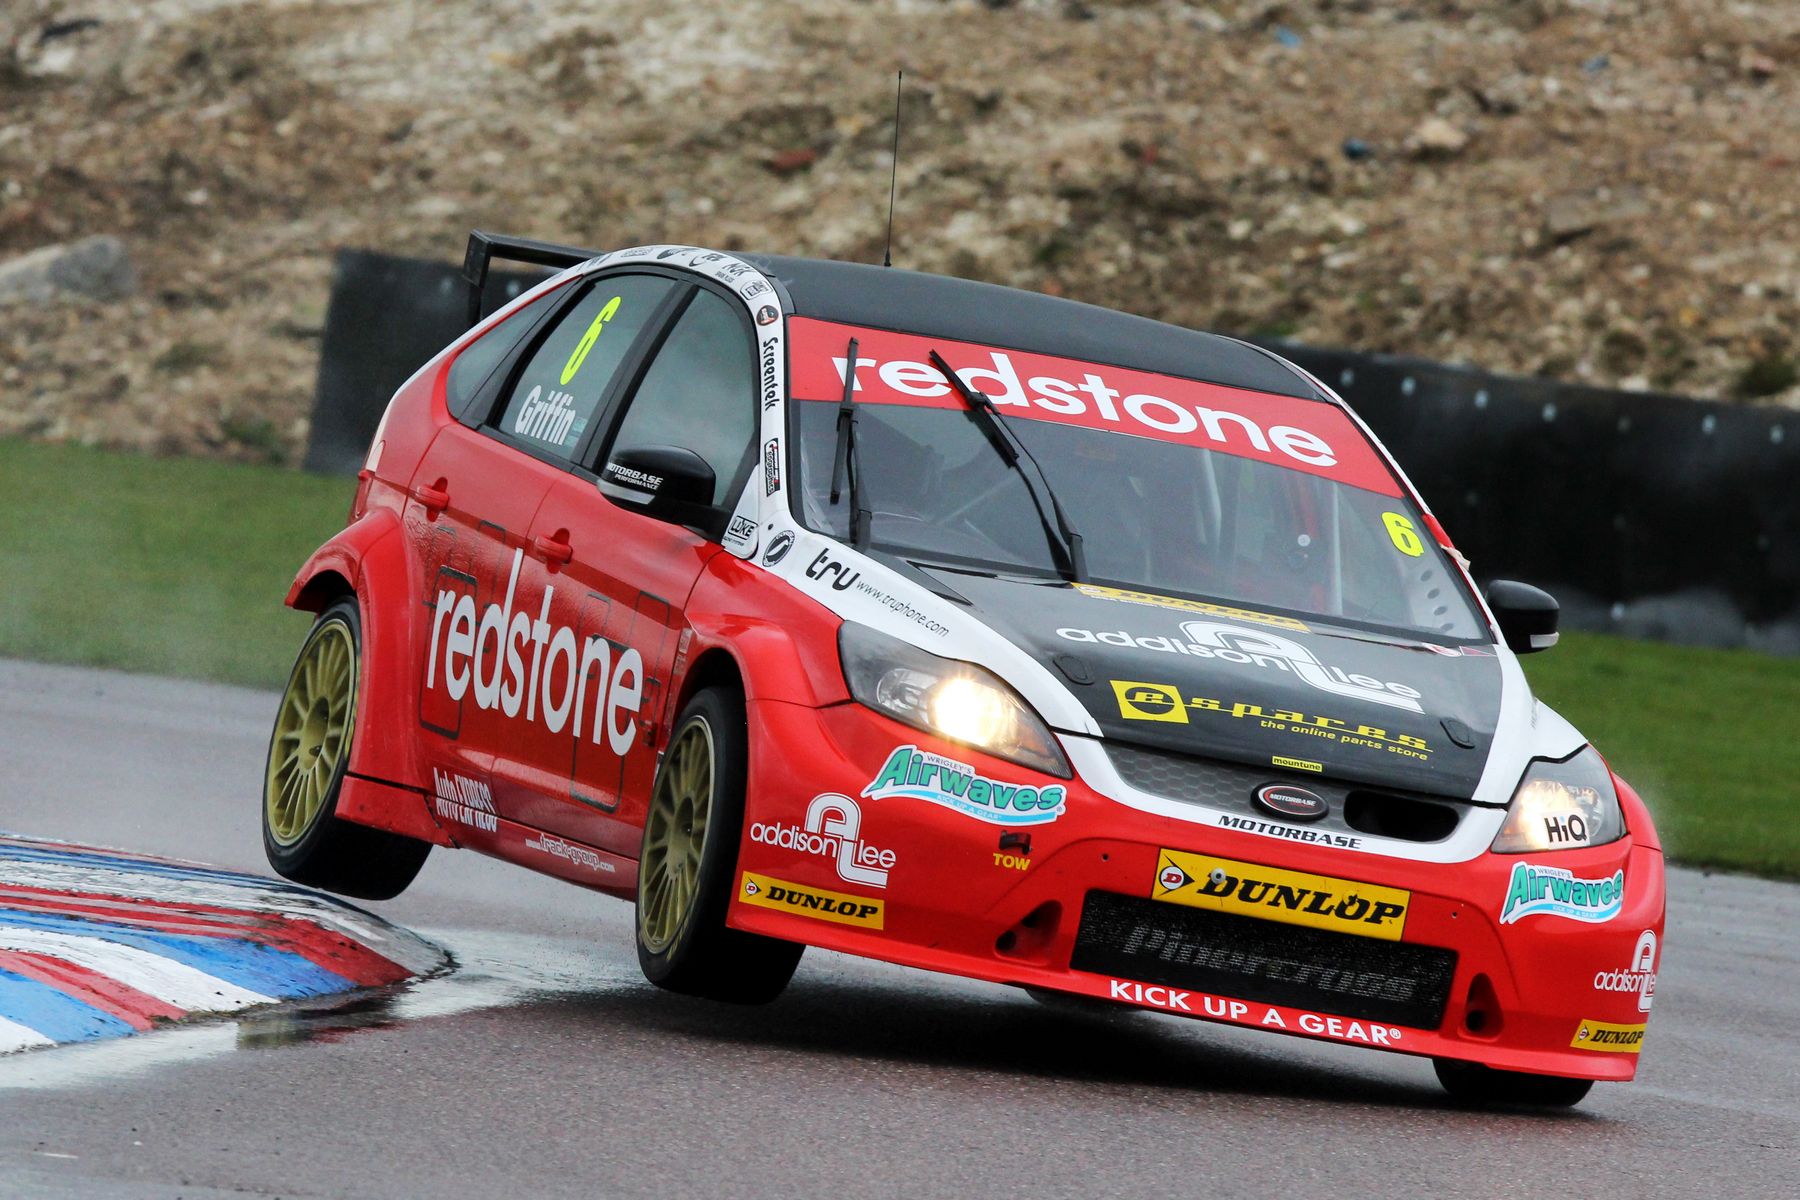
[[1260, 340, 1798, 654]]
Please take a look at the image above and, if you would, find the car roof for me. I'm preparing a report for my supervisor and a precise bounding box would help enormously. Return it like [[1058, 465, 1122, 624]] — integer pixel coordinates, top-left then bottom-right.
[[736, 254, 1326, 402]]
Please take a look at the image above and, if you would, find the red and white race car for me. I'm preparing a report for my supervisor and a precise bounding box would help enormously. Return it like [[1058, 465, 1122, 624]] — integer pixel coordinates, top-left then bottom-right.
[[264, 233, 1663, 1106]]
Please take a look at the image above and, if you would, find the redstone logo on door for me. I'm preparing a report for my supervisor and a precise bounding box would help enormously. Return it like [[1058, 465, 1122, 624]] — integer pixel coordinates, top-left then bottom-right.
[[425, 549, 644, 749]]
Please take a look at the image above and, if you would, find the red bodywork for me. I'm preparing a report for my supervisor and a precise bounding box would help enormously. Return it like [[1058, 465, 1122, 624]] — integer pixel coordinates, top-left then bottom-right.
[[289, 266, 1664, 1084]]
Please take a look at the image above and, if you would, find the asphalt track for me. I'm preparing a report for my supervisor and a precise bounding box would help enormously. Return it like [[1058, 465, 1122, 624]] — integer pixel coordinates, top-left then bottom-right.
[[1, 658, 1797, 1199]]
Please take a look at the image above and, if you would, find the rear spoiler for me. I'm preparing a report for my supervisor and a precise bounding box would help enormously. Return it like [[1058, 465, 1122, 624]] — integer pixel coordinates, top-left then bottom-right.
[[461, 230, 604, 327]]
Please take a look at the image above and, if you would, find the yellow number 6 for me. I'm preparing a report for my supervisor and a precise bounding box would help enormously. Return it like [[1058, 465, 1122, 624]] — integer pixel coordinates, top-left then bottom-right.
[[1382, 512, 1424, 557], [561, 295, 622, 385]]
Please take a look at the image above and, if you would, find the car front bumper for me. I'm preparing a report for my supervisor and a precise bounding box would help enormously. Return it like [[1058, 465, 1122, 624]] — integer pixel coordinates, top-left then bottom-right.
[[729, 698, 1664, 1081]]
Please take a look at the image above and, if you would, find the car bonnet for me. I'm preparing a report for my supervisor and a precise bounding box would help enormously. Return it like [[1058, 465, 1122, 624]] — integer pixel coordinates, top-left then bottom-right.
[[919, 571, 1504, 800]]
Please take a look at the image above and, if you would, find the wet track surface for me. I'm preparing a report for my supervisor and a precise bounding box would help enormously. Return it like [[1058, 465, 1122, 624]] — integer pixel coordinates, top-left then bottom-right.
[[2, 657, 1797, 1199]]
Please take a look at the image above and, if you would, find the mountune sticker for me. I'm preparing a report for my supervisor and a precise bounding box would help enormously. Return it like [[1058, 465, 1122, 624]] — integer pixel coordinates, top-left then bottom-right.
[[1153, 849, 1411, 941], [1498, 862, 1625, 925], [862, 745, 1066, 826]]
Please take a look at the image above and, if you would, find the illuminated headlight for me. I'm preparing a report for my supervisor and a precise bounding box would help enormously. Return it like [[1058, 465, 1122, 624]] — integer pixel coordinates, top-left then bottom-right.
[[1491, 746, 1625, 853], [838, 622, 1070, 778]]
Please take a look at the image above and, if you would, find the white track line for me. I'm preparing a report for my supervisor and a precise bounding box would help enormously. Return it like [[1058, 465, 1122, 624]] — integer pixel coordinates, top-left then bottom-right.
[[0, 928, 271, 1012], [0, 859, 444, 976], [0, 1015, 54, 1054]]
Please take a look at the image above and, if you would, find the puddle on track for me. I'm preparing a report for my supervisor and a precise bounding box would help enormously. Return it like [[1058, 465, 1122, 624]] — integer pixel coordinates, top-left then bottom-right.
[[0, 928, 641, 1090]]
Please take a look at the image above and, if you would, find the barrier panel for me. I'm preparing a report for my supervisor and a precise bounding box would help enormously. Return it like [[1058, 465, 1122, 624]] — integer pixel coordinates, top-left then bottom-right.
[[303, 250, 1799, 652], [1263, 342, 1800, 653]]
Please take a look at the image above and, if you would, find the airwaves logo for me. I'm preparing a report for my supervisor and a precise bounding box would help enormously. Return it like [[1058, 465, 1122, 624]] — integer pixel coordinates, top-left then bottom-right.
[[862, 745, 1066, 826], [1499, 863, 1625, 925]]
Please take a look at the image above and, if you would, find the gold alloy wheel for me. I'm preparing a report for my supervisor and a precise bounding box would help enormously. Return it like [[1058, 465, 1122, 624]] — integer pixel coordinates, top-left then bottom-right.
[[638, 716, 715, 955], [265, 616, 358, 847]]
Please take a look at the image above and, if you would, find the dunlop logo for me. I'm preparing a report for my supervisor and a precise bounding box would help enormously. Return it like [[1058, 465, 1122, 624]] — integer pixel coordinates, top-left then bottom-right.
[[1571, 1018, 1647, 1053], [738, 871, 884, 930], [1153, 849, 1411, 941]]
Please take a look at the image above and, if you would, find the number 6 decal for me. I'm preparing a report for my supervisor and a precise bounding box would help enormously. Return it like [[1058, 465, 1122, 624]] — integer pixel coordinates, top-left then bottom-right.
[[1382, 512, 1425, 557], [561, 295, 622, 385]]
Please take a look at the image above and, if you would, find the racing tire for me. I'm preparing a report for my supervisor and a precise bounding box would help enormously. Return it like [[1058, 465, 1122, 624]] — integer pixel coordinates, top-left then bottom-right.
[[262, 597, 431, 901], [1432, 1058, 1594, 1108], [635, 685, 803, 1004]]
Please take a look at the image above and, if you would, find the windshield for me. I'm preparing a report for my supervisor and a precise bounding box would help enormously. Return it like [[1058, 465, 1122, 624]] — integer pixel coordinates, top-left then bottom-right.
[[786, 318, 1485, 641]]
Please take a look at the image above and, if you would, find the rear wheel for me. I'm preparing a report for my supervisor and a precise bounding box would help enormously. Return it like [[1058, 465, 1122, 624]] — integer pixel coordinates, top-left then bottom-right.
[[263, 597, 430, 900], [635, 685, 802, 1003], [1433, 1058, 1594, 1108]]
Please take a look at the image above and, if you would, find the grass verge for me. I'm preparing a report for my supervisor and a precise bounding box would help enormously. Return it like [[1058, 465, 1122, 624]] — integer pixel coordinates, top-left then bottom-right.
[[2, 437, 1795, 877], [1523, 635, 1800, 880], [0, 439, 351, 688]]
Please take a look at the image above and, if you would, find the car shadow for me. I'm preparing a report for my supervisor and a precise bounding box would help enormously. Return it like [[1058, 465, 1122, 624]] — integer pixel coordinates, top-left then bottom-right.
[[528, 967, 1601, 1120]]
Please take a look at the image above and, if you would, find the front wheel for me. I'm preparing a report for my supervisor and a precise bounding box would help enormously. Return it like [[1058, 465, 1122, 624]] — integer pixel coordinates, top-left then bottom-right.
[[263, 597, 430, 900], [635, 685, 802, 1003], [1433, 1058, 1595, 1108]]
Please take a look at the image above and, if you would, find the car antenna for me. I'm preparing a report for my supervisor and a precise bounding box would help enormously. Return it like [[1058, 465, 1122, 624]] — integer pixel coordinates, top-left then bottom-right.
[[882, 69, 903, 268]]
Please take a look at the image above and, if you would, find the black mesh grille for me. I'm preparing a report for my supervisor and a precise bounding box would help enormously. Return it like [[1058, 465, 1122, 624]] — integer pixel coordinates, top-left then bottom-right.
[[1104, 742, 1469, 845], [1106, 742, 1271, 807], [1071, 891, 1457, 1029]]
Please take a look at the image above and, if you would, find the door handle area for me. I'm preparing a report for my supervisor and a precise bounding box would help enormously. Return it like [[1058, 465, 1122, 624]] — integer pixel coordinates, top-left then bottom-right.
[[533, 532, 574, 565], [412, 482, 451, 511]]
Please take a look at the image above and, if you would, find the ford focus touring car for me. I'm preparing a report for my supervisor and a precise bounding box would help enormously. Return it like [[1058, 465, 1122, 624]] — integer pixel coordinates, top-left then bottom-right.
[[265, 232, 1664, 1107]]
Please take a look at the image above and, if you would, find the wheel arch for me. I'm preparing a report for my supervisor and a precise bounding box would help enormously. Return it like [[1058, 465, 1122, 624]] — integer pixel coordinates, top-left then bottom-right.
[[290, 568, 354, 614], [675, 647, 747, 715], [285, 510, 430, 794]]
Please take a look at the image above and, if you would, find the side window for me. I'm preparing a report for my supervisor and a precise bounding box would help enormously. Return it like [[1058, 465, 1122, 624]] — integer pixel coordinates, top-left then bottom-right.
[[444, 285, 565, 422], [494, 274, 675, 460], [606, 290, 756, 506]]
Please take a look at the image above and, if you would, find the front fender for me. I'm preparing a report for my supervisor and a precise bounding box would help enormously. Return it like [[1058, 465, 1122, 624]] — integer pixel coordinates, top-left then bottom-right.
[[679, 552, 848, 709], [287, 510, 430, 795]]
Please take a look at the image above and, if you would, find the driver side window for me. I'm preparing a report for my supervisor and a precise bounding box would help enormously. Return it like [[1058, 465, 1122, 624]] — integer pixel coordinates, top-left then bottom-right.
[[606, 289, 757, 507]]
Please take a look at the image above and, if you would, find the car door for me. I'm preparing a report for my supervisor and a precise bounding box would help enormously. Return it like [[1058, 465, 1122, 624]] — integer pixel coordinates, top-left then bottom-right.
[[509, 281, 762, 856], [409, 272, 682, 841]]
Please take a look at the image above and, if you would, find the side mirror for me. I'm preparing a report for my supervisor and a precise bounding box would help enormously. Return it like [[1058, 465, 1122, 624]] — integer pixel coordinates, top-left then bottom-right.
[[1486, 579, 1560, 654], [601, 445, 718, 531]]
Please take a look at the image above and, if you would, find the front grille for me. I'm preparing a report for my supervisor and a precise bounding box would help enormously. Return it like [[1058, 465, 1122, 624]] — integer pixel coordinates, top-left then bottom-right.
[[1071, 891, 1457, 1029], [1105, 742, 1468, 845]]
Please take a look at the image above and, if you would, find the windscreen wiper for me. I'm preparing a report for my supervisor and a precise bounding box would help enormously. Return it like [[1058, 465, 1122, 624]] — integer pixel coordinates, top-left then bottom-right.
[[927, 349, 1086, 582], [830, 337, 872, 548]]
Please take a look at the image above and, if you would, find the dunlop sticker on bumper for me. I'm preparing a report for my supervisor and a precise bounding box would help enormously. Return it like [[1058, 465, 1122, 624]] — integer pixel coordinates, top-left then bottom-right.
[[1571, 1018, 1646, 1053], [1153, 849, 1411, 941], [739, 871, 884, 930]]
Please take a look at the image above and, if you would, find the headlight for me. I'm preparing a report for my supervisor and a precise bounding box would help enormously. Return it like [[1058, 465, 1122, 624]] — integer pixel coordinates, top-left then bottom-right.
[[1491, 746, 1625, 853], [838, 622, 1070, 778]]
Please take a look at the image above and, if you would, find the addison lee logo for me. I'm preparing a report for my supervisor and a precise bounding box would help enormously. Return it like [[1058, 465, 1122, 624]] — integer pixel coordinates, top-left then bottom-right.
[[1594, 929, 1658, 1013], [1061, 620, 1423, 712], [750, 793, 895, 888]]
